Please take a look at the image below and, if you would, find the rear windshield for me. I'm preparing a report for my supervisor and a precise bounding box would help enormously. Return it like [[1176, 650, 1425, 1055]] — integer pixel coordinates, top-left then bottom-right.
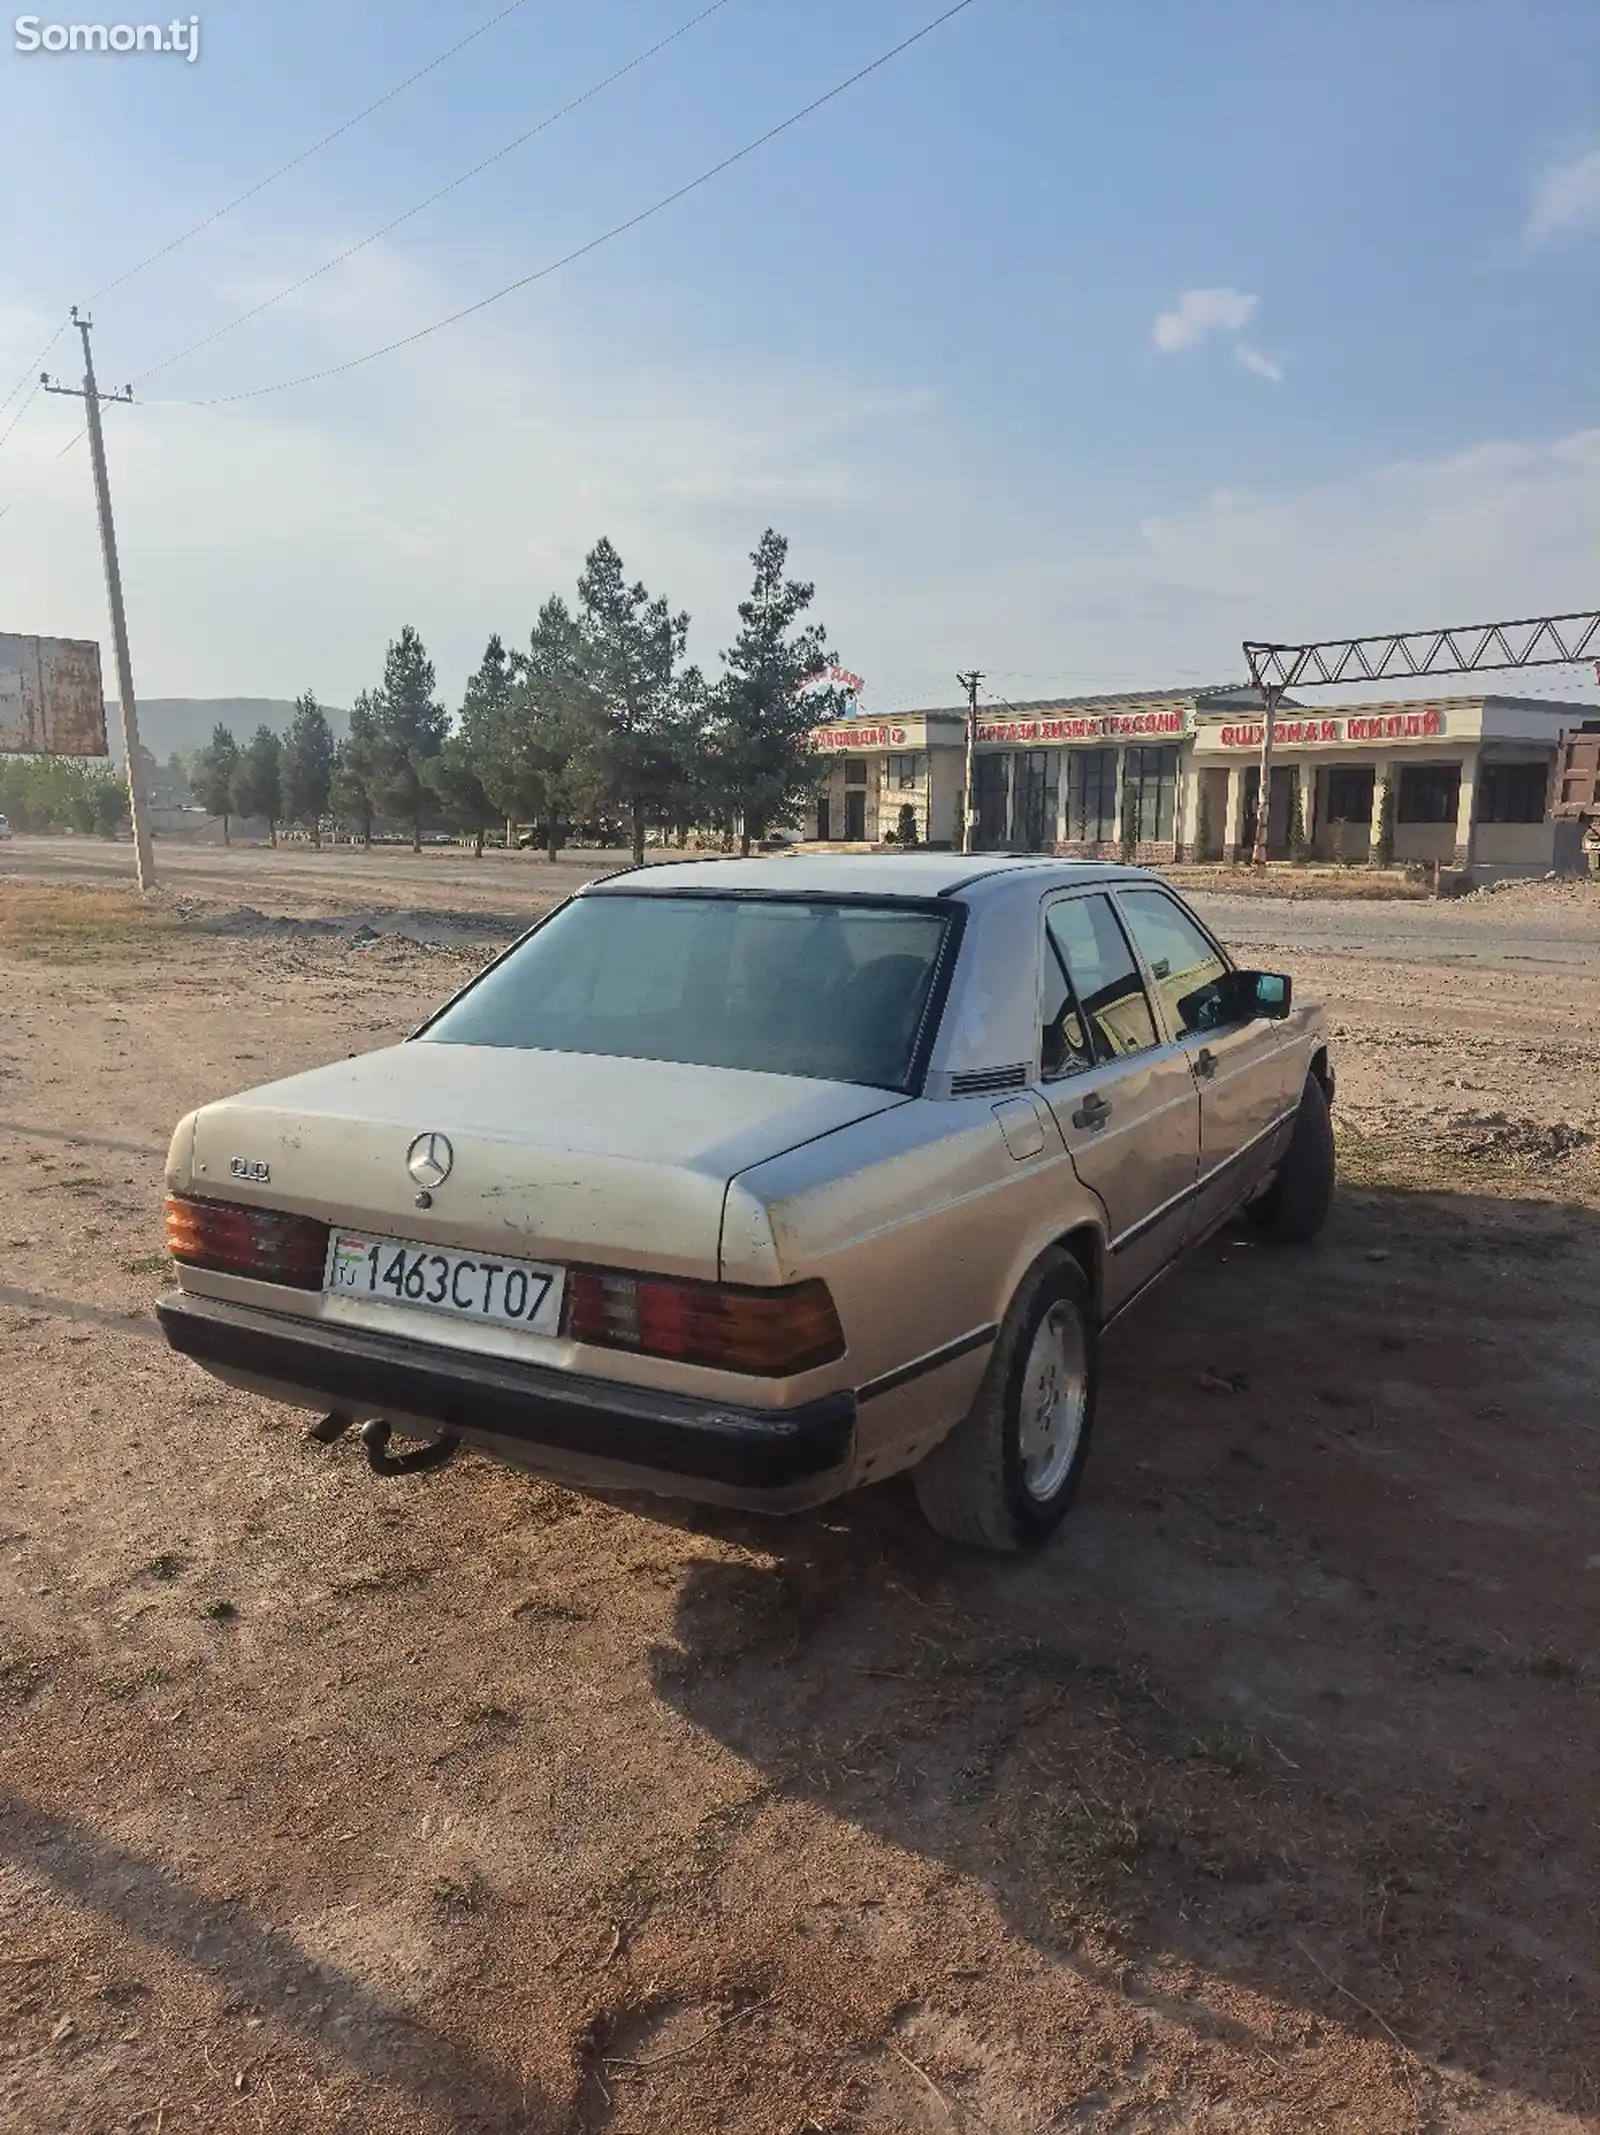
[[421, 892, 951, 1092]]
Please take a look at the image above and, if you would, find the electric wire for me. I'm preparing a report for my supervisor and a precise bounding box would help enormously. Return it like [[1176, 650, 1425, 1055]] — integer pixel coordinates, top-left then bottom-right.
[[87, 0, 536, 302], [0, 381, 44, 455], [132, 0, 734, 387], [0, 319, 71, 419], [146, 0, 983, 409]]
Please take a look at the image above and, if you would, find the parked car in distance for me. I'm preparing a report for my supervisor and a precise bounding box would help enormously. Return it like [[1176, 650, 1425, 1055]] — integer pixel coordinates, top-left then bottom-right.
[[0, 813, 11, 839], [156, 855, 1334, 1550]]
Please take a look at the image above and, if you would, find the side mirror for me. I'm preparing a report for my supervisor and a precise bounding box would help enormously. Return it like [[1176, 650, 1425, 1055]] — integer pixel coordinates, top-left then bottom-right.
[[1242, 970, 1292, 1020]]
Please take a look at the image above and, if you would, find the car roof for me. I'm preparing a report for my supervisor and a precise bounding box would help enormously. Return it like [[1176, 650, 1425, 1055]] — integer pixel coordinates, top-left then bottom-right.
[[583, 853, 1150, 901]]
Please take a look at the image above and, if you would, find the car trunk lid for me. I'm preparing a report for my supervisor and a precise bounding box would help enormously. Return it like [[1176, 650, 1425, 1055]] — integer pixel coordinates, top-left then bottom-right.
[[185, 1042, 905, 1278]]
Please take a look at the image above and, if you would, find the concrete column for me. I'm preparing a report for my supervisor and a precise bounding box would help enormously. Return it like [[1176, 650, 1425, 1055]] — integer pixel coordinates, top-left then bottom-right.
[[1455, 751, 1478, 870], [1173, 754, 1192, 858], [1221, 765, 1246, 859]]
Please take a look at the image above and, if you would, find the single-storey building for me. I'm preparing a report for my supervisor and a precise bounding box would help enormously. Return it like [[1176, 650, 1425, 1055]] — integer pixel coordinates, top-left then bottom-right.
[[808, 685, 1590, 877]]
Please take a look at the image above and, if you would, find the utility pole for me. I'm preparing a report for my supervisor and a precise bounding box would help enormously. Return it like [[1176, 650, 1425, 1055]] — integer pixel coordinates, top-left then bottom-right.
[[956, 669, 984, 854], [1249, 679, 1282, 868], [42, 309, 156, 889]]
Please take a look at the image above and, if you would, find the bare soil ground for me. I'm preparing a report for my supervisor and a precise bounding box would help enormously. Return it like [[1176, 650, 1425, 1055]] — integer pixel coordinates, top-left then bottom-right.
[[2, 847, 1598, 2135]]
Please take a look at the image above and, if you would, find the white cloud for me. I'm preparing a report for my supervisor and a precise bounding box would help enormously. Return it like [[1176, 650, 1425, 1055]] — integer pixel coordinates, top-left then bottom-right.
[[1235, 343, 1283, 384], [1150, 286, 1257, 353], [1526, 147, 1600, 245]]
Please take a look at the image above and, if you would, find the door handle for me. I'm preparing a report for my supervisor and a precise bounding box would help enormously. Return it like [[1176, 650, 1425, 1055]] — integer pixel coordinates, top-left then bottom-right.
[[1072, 1091, 1112, 1131], [1194, 1047, 1217, 1081]]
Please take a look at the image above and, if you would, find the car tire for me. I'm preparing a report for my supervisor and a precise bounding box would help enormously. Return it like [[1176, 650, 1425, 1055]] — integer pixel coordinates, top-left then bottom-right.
[[911, 1250, 1097, 1553], [1250, 1072, 1335, 1244]]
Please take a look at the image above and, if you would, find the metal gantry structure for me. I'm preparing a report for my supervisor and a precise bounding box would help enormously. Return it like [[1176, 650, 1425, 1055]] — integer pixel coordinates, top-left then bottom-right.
[[1240, 607, 1600, 865]]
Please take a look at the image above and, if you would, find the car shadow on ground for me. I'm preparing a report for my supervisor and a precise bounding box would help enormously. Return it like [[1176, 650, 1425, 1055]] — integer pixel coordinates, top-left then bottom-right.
[[0, 1791, 540, 2132], [642, 1182, 1600, 2122]]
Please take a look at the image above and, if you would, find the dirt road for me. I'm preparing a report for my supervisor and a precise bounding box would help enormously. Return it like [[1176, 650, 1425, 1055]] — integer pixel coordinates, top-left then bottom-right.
[[2, 861, 1597, 2133]]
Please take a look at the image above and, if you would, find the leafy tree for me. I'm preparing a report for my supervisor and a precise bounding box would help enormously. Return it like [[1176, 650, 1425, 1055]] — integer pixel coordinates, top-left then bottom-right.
[[896, 800, 919, 848], [232, 725, 284, 844], [577, 538, 689, 865], [92, 774, 128, 838], [190, 724, 239, 842], [707, 529, 835, 855], [372, 625, 449, 852], [281, 691, 336, 846], [332, 691, 382, 846]]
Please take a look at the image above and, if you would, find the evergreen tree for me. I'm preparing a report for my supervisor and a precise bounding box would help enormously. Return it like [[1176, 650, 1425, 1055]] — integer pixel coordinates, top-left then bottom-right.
[[191, 724, 239, 842], [372, 625, 449, 852], [708, 529, 835, 854], [1287, 776, 1309, 863], [426, 736, 499, 856], [332, 692, 382, 846], [1374, 774, 1397, 867], [496, 597, 606, 860], [232, 725, 284, 845], [281, 691, 336, 847], [577, 538, 688, 865]]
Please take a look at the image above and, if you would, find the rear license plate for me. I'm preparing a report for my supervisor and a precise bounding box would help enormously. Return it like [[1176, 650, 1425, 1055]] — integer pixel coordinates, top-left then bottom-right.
[[324, 1230, 565, 1335]]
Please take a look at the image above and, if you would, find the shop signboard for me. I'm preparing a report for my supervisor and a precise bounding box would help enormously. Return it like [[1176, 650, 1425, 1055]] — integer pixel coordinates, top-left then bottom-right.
[[1207, 709, 1446, 751], [974, 707, 1188, 747]]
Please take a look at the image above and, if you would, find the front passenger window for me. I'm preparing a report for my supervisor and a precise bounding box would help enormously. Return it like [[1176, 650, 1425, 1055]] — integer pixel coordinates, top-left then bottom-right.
[[1045, 896, 1160, 1062], [1116, 889, 1232, 1037]]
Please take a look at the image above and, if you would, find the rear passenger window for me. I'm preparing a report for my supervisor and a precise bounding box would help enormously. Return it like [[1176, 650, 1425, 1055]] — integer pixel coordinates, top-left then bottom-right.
[[1045, 896, 1159, 1062], [1116, 889, 1232, 1037]]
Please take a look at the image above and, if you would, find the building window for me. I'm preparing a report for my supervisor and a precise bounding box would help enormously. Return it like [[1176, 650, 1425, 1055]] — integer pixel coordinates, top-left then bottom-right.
[[1324, 766, 1374, 824], [886, 752, 921, 790], [1018, 749, 1061, 852], [1397, 763, 1461, 825], [1477, 761, 1548, 824], [843, 758, 868, 787], [1066, 748, 1118, 844], [1122, 746, 1178, 845], [974, 754, 1009, 850]]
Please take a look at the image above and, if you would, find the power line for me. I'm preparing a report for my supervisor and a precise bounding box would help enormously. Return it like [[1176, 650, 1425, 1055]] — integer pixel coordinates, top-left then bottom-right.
[[0, 318, 71, 419], [87, 0, 537, 303], [146, 0, 983, 409], [133, 0, 735, 388], [0, 380, 44, 455]]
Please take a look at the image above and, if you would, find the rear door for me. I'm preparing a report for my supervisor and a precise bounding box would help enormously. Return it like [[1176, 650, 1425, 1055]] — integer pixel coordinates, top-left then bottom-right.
[[1113, 885, 1300, 1235], [1034, 890, 1200, 1311]]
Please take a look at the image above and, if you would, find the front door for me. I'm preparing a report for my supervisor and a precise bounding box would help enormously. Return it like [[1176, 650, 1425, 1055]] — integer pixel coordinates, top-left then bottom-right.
[[1036, 890, 1200, 1310], [1114, 885, 1301, 1234], [843, 788, 867, 841]]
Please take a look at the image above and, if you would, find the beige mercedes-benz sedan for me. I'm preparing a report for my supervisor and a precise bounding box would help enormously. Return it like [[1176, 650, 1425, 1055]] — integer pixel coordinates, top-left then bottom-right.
[[157, 854, 1334, 1551]]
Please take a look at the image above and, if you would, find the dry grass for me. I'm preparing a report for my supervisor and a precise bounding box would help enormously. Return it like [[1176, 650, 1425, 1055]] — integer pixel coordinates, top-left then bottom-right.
[[0, 883, 179, 958], [1163, 863, 1433, 901]]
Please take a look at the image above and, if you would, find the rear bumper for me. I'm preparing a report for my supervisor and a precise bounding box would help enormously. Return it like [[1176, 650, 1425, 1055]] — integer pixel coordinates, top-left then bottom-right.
[[155, 1290, 856, 1510]]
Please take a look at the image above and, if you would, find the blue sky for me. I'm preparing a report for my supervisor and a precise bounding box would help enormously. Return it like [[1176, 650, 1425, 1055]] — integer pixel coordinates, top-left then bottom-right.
[[3, 0, 1599, 716]]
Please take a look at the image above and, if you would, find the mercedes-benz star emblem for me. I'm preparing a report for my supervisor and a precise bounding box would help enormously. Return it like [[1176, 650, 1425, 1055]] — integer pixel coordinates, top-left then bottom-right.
[[406, 1131, 454, 1190]]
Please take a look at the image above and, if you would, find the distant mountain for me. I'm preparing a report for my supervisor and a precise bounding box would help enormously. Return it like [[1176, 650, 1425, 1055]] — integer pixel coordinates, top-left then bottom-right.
[[105, 697, 351, 764]]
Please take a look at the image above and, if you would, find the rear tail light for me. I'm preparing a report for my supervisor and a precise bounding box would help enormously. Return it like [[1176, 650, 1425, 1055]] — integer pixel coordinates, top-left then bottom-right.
[[566, 1268, 845, 1377], [165, 1195, 329, 1290]]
